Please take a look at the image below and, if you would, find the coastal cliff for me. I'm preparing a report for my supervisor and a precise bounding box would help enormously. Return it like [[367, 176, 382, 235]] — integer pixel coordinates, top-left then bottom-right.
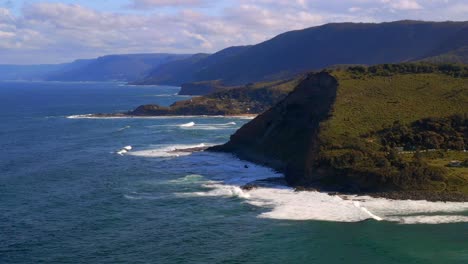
[[210, 72, 338, 183], [210, 64, 468, 200]]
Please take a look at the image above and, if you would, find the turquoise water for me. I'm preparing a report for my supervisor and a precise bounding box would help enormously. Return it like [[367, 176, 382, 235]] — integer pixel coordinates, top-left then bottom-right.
[[0, 81, 467, 263]]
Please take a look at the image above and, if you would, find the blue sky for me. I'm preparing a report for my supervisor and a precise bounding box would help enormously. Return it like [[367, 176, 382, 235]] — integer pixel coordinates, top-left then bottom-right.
[[0, 0, 467, 64]]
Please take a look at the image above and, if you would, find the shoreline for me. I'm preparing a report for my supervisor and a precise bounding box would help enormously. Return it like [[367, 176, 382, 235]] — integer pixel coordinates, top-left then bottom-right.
[[240, 177, 468, 202], [157, 145, 468, 203], [67, 113, 258, 119]]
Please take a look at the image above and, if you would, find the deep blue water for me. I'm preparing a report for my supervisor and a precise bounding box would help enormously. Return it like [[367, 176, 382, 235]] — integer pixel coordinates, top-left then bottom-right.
[[0, 81, 467, 264]]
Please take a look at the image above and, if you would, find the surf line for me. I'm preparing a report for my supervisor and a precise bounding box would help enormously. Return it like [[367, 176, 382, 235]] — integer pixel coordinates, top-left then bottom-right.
[[353, 201, 383, 221]]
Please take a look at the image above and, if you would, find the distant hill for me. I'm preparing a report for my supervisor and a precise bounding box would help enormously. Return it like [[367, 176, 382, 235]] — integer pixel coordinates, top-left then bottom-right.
[[137, 20, 468, 85], [0, 53, 191, 82], [47, 53, 191, 82], [133, 46, 250, 85], [422, 27, 468, 63]]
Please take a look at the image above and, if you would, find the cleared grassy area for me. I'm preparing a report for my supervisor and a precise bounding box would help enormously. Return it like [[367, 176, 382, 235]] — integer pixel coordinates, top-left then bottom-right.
[[324, 72, 467, 140], [316, 65, 468, 194], [399, 151, 468, 193]]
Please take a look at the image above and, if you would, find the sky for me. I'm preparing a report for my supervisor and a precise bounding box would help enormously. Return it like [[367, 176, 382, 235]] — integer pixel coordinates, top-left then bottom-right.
[[0, 0, 467, 64]]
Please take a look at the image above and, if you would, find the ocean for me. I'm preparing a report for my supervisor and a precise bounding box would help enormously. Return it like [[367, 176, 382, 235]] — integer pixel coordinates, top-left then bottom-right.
[[0, 81, 467, 263]]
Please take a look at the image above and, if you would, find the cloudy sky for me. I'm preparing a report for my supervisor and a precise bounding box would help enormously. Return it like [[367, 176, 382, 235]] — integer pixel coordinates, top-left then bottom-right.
[[0, 0, 467, 64]]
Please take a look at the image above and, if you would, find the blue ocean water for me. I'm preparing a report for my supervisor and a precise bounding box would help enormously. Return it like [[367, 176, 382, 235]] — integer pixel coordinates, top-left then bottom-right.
[[0, 81, 467, 264]]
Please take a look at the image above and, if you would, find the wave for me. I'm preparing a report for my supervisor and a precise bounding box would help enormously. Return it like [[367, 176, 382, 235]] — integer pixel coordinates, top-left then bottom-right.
[[116, 145, 132, 155], [67, 114, 257, 120], [117, 125, 131, 131], [67, 114, 93, 119], [188, 183, 468, 224], [127, 143, 212, 158], [178, 121, 239, 130], [179, 121, 195, 127], [178, 183, 251, 199], [169, 174, 205, 184], [167, 152, 468, 224]]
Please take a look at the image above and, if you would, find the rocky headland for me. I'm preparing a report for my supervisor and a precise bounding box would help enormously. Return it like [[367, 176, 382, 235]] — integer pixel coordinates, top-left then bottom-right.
[[209, 63, 468, 201]]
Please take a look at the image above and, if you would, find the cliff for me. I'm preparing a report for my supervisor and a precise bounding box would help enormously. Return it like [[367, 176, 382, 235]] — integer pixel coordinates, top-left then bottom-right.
[[210, 72, 338, 182], [210, 64, 468, 200]]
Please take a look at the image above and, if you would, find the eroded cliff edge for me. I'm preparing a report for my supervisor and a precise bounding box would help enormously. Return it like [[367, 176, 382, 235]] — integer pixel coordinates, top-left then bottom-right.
[[210, 72, 338, 183]]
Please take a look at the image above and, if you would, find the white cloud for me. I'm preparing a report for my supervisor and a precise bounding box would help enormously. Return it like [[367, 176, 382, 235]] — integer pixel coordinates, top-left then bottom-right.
[[381, 0, 423, 10], [129, 0, 207, 9], [0, 0, 466, 64]]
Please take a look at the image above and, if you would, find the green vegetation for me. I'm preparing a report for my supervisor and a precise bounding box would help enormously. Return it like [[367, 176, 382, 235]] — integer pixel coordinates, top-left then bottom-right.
[[214, 63, 468, 199], [379, 115, 467, 151], [423, 46, 468, 65], [317, 65, 468, 195], [178, 80, 231, 96], [130, 77, 303, 116]]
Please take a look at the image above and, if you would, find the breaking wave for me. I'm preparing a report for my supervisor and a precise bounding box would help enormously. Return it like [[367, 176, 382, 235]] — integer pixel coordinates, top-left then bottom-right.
[[126, 143, 213, 158], [171, 153, 468, 224]]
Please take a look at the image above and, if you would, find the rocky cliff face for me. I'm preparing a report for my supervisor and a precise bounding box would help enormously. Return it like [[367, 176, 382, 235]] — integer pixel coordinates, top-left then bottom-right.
[[209, 72, 338, 185]]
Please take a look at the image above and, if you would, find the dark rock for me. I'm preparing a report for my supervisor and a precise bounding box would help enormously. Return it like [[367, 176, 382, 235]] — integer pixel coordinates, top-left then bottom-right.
[[208, 72, 338, 185], [241, 184, 258, 191]]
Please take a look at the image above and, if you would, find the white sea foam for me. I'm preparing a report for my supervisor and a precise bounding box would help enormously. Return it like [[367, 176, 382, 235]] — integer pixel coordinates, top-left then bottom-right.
[[247, 189, 468, 223], [117, 149, 127, 155], [170, 153, 468, 224], [179, 121, 195, 127], [67, 114, 257, 120], [178, 183, 251, 199], [67, 114, 93, 119], [116, 145, 133, 155], [190, 184, 467, 224], [178, 121, 239, 130], [127, 143, 212, 158]]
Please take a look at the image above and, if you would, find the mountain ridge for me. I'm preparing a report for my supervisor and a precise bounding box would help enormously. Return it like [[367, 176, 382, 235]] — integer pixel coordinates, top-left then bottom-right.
[[136, 20, 468, 86]]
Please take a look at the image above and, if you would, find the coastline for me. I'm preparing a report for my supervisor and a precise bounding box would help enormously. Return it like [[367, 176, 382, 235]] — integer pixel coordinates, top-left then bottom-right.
[[148, 144, 468, 203], [240, 176, 468, 202], [67, 113, 258, 119]]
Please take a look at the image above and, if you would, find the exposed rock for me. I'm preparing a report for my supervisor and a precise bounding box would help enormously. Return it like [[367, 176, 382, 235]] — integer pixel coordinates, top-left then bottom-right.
[[209, 72, 338, 185]]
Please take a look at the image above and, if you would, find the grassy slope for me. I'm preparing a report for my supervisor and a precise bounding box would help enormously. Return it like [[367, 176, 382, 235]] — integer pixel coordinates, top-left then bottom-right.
[[423, 46, 468, 64], [319, 70, 467, 195], [323, 72, 467, 139]]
